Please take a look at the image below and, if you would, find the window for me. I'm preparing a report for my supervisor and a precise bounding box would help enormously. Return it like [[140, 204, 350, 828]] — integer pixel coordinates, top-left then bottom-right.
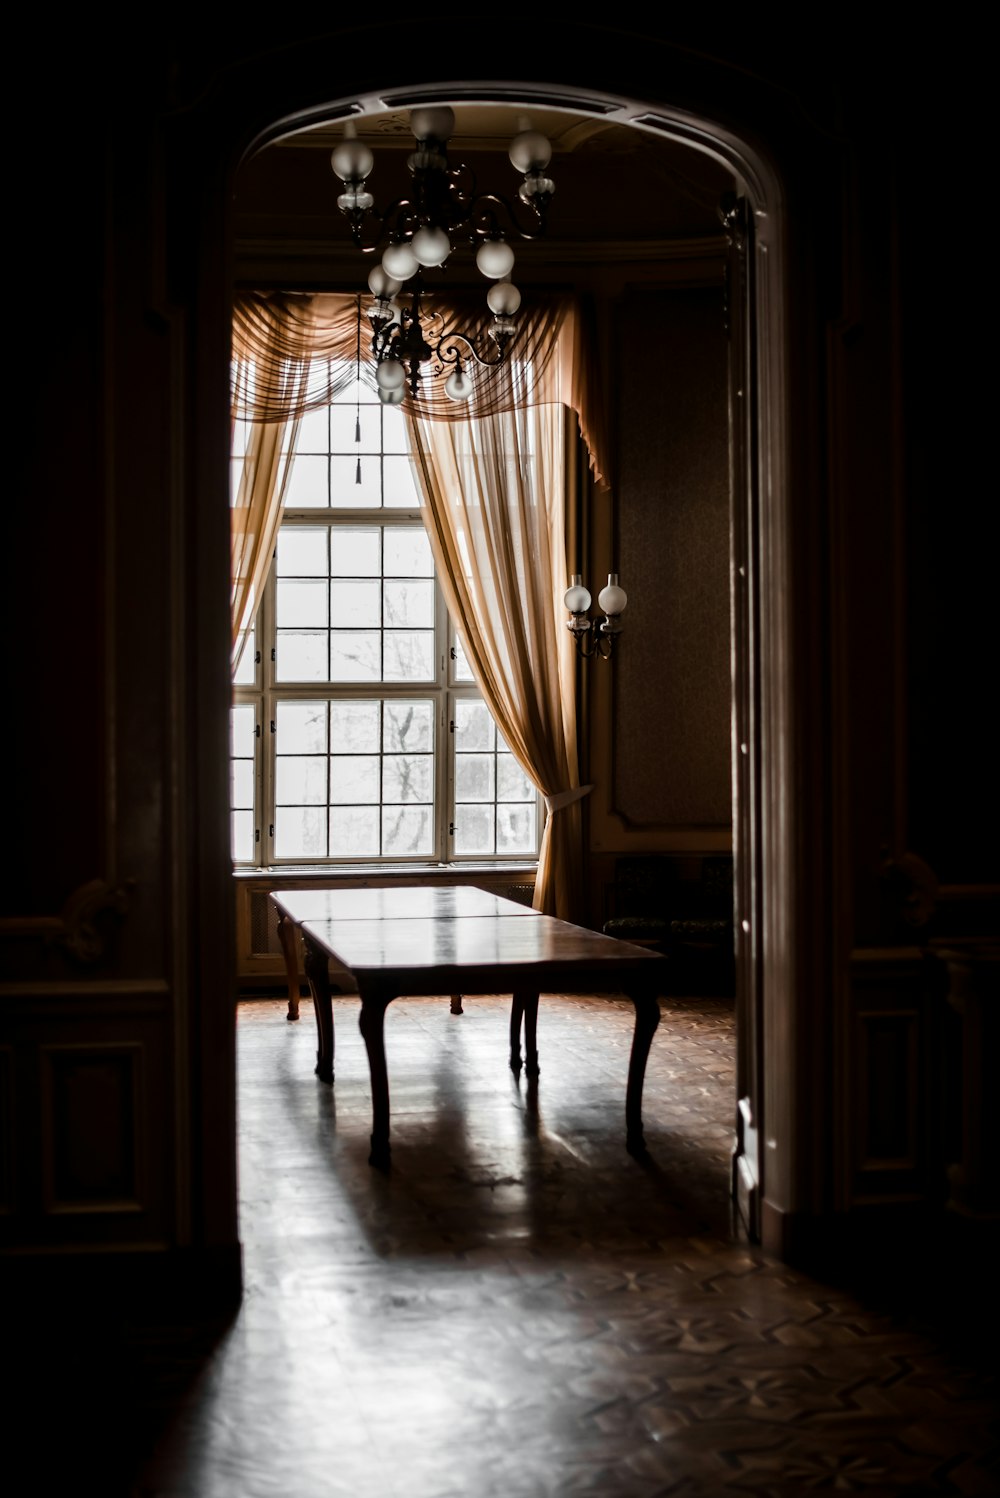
[[230, 366, 540, 867]]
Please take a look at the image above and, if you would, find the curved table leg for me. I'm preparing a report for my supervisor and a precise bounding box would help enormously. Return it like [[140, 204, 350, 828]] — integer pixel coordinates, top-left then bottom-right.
[[303, 935, 335, 1084], [276, 912, 302, 1022], [509, 992, 525, 1074], [624, 989, 661, 1158], [450, 994, 464, 1015], [359, 993, 393, 1169], [508, 989, 540, 1077]]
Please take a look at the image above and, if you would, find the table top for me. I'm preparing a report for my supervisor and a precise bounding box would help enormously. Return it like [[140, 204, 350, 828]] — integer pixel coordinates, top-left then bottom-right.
[[295, 889, 668, 1003], [270, 884, 539, 926]]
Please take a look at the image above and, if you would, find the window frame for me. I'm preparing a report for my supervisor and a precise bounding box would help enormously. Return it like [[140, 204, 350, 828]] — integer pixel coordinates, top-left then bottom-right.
[[229, 386, 542, 871]]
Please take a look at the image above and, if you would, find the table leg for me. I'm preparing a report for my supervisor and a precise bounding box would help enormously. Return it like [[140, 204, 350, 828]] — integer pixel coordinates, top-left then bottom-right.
[[624, 989, 660, 1158], [276, 913, 301, 1022], [509, 992, 524, 1073], [303, 936, 335, 1084], [450, 994, 464, 1015], [359, 994, 392, 1168], [508, 988, 540, 1076]]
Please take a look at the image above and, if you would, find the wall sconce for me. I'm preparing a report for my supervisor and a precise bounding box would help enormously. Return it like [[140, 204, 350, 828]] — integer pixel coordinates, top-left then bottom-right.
[[564, 573, 627, 659]]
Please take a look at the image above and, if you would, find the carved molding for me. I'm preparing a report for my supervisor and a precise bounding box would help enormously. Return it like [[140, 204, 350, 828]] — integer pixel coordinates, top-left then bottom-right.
[[0, 878, 132, 965]]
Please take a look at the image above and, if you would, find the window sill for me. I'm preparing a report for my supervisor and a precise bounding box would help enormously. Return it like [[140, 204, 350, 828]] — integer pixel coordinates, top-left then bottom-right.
[[233, 860, 538, 883]]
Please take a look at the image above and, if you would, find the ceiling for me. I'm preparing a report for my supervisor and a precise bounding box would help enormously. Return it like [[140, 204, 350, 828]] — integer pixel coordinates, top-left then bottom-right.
[[233, 100, 737, 285]]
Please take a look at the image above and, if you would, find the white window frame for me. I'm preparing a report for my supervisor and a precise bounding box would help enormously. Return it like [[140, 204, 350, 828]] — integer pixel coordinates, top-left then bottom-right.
[[229, 382, 541, 871]]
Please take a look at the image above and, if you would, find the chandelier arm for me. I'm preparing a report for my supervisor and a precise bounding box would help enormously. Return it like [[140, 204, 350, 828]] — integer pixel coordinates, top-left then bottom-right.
[[342, 188, 550, 252], [435, 328, 507, 370], [465, 192, 550, 243], [344, 195, 424, 252]]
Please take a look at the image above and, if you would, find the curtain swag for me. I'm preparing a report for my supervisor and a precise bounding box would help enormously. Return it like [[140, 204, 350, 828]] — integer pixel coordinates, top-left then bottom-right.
[[230, 288, 604, 919], [231, 289, 607, 484]]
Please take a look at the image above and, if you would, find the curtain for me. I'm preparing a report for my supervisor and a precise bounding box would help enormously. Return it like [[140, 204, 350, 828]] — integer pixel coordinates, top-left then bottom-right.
[[230, 288, 607, 913], [407, 400, 590, 921]]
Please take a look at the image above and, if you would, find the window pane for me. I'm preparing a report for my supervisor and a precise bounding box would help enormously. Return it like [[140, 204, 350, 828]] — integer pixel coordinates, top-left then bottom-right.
[[330, 632, 381, 680], [232, 628, 256, 686], [384, 701, 433, 752], [456, 754, 495, 802], [384, 631, 434, 681], [330, 700, 380, 752], [382, 454, 420, 507], [332, 528, 381, 576], [274, 806, 327, 859], [385, 527, 433, 576], [231, 759, 254, 809], [276, 630, 329, 682], [230, 704, 256, 758], [330, 579, 381, 628], [384, 579, 433, 628], [383, 754, 433, 803], [275, 755, 327, 805], [277, 579, 328, 628], [451, 635, 475, 683], [277, 527, 328, 576], [231, 810, 255, 863], [453, 804, 493, 856], [295, 406, 330, 452], [381, 404, 409, 453], [329, 755, 380, 803], [497, 756, 534, 801], [276, 702, 328, 754], [330, 400, 380, 451], [329, 805, 380, 857], [382, 805, 433, 857], [454, 700, 495, 751], [283, 453, 328, 508], [498, 804, 536, 854], [331, 454, 380, 507]]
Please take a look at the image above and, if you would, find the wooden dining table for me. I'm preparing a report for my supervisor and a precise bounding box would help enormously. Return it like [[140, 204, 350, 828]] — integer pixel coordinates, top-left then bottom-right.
[[269, 884, 668, 1169]]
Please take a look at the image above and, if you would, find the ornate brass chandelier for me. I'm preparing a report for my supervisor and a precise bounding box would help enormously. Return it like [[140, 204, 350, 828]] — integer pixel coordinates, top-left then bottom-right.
[[331, 106, 555, 404]]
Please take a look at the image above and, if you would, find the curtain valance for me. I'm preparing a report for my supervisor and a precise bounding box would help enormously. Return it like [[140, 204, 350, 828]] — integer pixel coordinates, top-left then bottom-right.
[[232, 288, 607, 486]]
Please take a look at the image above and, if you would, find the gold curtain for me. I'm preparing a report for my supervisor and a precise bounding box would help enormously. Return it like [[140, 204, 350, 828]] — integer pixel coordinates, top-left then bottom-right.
[[232, 289, 607, 482], [230, 289, 607, 912], [407, 400, 591, 920]]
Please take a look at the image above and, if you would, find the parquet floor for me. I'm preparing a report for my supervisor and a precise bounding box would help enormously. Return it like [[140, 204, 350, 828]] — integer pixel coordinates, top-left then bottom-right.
[[14, 990, 999, 1496]]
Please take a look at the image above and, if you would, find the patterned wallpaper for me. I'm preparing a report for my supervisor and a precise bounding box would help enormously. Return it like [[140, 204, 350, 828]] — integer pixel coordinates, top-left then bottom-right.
[[612, 286, 732, 828]]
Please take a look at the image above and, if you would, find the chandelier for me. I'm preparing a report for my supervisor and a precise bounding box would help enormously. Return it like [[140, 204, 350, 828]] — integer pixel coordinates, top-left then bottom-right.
[[330, 106, 555, 404]]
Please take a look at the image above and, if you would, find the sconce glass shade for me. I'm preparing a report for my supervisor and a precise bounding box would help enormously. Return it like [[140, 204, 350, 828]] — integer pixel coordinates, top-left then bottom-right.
[[564, 576, 592, 614], [598, 574, 627, 616]]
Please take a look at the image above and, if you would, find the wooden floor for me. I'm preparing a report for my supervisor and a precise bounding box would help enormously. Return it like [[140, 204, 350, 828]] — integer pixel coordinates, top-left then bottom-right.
[[12, 990, 999, 1496]]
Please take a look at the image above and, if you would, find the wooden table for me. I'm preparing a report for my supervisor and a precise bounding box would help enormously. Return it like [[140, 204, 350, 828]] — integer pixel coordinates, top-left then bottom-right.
[[270, 885, 667, 1169]]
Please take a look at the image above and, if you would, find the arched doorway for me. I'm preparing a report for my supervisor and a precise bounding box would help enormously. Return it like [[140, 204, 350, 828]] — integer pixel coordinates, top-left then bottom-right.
[[221, 75, 800, 1252]]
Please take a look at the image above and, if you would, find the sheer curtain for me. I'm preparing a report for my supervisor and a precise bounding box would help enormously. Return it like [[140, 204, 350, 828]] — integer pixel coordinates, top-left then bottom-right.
[[407, 399, 591, 918], [230, 294, 363, 666]]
